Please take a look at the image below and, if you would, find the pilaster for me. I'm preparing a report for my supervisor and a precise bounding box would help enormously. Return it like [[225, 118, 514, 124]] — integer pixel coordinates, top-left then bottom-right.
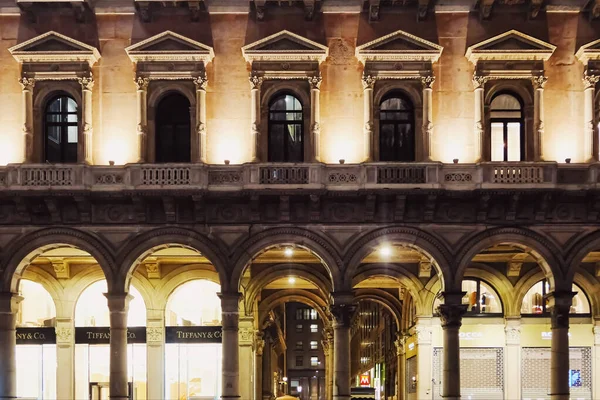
[[472, 75, 488, 163], [362, 75, 376, 162], [146, 309, 164, 400], [238, 316, 255, 400], [504, 318, 521, 400], [249, 75, 263, 162], [421, 75, 435, 161], [134, 77, 149, 163], [55, 318, 75, 400], [308, 75, 322, 162], [18, 78, 35, 163], [78, 75, 94, 164], [193, 75, 208, 163], [583, 73, 599, 162], [0, 293, 22, 400], [532, 75, 547, 161]]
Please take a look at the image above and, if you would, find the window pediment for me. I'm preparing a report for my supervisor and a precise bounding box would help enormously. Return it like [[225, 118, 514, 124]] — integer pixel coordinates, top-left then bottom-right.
[[125, 31, 214, 64], [8, 31, 100, 66], [356, 30, 443, 63], [466, 30, 555, 63], [242, 30, 328, 63], [576, 39, 600, 66]]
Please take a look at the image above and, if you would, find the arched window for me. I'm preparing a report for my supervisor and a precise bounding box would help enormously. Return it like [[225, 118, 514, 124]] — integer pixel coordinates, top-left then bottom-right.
[[45, 95, 78, 163], [165, 279, 221, 326], [490, 92, 524, 162], [17, 279, 56, 327], [379, 93, 415, 162], [521, 280, 591, 315], [433, 279, 503, 315], [155, 93, 191, 163], [268, 94, 303, 162]]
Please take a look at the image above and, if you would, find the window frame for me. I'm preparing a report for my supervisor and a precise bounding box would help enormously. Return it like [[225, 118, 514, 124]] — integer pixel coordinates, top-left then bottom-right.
[[520, 280, 592, 317], [154, 91, 192, 163], [43, 94, 80, 164], [267, 92, 304, 163], [489, 91, 525, 162], [295, 356, 303, 367], [433, 278, 504, 317], [378, 91, 416, 162]]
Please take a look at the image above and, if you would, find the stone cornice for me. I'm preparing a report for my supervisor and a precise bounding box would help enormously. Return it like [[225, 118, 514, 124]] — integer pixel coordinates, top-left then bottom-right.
[[125, 30, 214, 64], [576, 38, 600, 64], [8, 31, 100, 66]]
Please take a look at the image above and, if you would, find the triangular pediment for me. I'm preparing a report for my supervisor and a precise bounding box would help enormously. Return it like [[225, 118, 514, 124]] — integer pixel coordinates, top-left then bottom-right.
[[576, 39, 600, 64], [242, 30, 328, 63], [8, 31, 100, 65], [125, 31, 214, 63], [356, 30, 443, 63], [466, 30, 555, 63]]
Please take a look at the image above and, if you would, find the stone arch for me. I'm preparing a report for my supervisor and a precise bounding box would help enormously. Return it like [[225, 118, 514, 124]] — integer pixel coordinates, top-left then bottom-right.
[[351, 264, 426, 316], [115, 227, 228, 293], [454, 227, 564, 291], [464, 263, 515, 316], [423, 277, 442, 315], [258, 289, 330, 328], [244, 263, 333, 314], [1, 228, 116, 293], [564, 229, 600, 283], [354, 288, 403, 329], [230, 227, 342, 292], [343, 226, 453, 291]]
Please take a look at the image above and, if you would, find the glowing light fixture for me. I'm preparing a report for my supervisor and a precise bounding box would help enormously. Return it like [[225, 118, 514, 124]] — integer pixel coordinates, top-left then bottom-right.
[[565, 158, 571, 164], [284, 247, 294, 257], [379, 245, 392, 257], [224, 159, 230, 165], [288, 277, 296, 284], [339, 159, 345, 164]]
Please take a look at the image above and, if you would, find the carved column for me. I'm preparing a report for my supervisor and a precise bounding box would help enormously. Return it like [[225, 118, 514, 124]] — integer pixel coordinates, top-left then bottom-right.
[[394, 336, 405, 400], [322, 328, 334, 400], [104, 293, 132, 400], [134, 77, 149, 163], [437, 293, 467, 400], [0, 293, 22, 399], [330, 296, 356, 400], [532, 75, 548, 161], [262, 331, 273, 400], [146, 309, 165, 400], [220, 292, 241, 399], [421, 75, 435, 161], [593, 323, 600, 400], [78, 75, 94, 164], [308, 75, 322, 162], [546, 291, 575, 400], [504, 318, 521, 400], [193, 75, 208, 163], [362, 75, 376, 162], [249, 75, 263, 162], [19, 78, 35, 163], [55, 318, 75, 400], [239, 317, 255, 400], [254, 333, 264, 400], [414, 318, 432, 400], [583, 73, 599, 162], [472, 75, 487, 162]]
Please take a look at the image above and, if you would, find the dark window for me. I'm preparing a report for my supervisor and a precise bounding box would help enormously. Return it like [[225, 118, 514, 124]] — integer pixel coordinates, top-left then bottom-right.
[[268, 94, 303, 162], [296, 324, 303, 333], [490, 93, 524, 161], [379, 93, 415, 162], [45, 95, 78, 163], [296, 309, 303, 320], [295, 356, 303, 367], [156, 93, 191, 163]]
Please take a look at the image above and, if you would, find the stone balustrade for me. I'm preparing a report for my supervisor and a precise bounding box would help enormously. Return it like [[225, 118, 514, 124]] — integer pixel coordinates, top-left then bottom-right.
[[0, 162, 598, 191]]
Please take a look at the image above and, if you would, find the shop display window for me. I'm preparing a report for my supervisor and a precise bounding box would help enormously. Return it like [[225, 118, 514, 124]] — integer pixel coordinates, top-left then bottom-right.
[[433, 279, 503, 316], [520, 280, 590, 315]]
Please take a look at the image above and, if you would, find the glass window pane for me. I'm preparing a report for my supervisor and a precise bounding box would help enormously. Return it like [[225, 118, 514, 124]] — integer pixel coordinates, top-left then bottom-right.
[[479, 281, 502, 313], [521, 281, 545, 314], [16, 346, 42, 399], [491, 122, 505, 162], [67, 113, 78, 123], [571, 284, 590, 314], [67, 126, 78, 143], [381, 97, 410, 111], [269, 124, 285, 162], [506, 122, 521, 161], [165, 280, 221, 326], [491, 94, 521, 111], [461, 280, 478, 312], [67, 97, 78, 112], [48, 98, 62, 113], [379, 123, 396, 161]]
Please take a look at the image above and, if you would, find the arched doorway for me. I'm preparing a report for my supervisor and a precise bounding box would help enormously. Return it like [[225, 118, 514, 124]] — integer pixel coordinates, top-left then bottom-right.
[[16, 279, 57, 399], [74, 280, 147, 400], [164, 279, 222, 400]]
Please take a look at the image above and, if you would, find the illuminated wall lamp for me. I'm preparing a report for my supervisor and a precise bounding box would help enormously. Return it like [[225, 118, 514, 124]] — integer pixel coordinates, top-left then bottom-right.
[[453, 158, 459, 164], [224, 160, 230, 165], [339, 159, 345, 164], [565, 158, 571, 164]]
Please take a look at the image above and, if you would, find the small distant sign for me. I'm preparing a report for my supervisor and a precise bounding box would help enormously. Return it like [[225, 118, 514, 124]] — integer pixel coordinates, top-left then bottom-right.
[[359, 374, 371, 387]]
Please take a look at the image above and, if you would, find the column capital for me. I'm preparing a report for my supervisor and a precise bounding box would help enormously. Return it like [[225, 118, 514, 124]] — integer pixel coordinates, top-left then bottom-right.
[[18, 77, 35, 91], [420, 75, 435, 89], [362, 74, 376, 90], [505, 318, 521, 345], [249, 74, 264, 90], [472, 74, 489, 89], [134, 77, 150, 90], [103, 292, 133, 312], [545, 291, 575, 329], [394, 335, 405, 356], [218, 291, 242, 311], [78, 75, 95, 91], [255, 331, 265, 355], [583, 73, 600, 89], [193, 75, 208, 90], [308, 75, 322, 90], [531, 75, 548, 89], [437, 298, 467, 330], [0, 293, 23, 314], [329, 303, 357, 328]]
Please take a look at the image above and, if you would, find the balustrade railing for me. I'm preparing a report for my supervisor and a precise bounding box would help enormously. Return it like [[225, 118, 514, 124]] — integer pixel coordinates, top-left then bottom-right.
[[0, 162, 596, 191]]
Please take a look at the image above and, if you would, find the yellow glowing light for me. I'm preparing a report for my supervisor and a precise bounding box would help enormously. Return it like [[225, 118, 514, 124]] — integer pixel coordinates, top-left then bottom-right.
[[103, 138, 131, 165], [379, 245, 392, 257], [0, 136, 20, 165]]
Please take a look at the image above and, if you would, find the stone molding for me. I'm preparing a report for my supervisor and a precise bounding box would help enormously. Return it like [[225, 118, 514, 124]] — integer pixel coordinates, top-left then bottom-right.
[[8, 31, 100, 66], [125, 30, 214, 64], [241, 30, 328, 64], [466, 29, 556, 63], [355, 29, 443, 64]]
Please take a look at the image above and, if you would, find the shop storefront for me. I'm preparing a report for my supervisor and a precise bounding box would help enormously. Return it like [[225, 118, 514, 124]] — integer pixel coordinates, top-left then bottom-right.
[[74, 280, 147, 400], [404, 335, 417, 400], [16, 280, 57, 400], [164, 279, 223, 400], [521, 324, 594, 400]]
